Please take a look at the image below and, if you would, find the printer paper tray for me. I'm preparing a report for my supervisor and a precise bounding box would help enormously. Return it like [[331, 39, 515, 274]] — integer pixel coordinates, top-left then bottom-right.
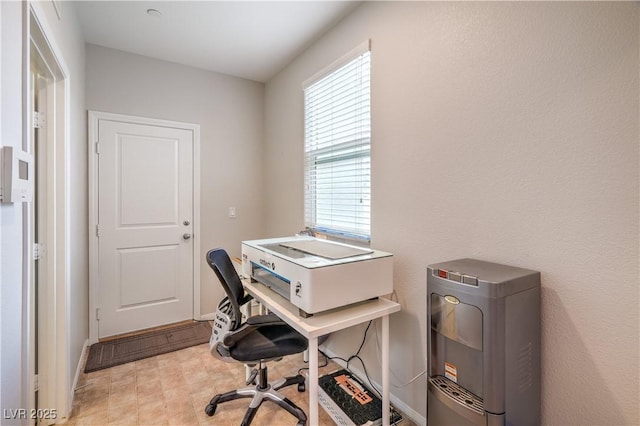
[[251, 263, 290, 300]]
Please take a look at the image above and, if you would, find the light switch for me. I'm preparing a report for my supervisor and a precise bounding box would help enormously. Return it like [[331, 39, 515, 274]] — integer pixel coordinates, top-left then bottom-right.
[[228, 207, 236, 218]]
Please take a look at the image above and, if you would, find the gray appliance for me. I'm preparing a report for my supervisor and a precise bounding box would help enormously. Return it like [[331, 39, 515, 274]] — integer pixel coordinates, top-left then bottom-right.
[[427, 259, 540, 426]]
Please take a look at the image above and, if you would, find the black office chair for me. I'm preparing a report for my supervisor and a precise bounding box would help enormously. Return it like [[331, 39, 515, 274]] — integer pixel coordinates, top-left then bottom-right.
[[205, 248, 308, 426]]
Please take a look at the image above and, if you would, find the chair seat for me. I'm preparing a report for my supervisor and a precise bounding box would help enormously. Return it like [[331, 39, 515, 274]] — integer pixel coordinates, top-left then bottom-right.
[[206, 248, 309, 425], [230, 325, 307, 362]]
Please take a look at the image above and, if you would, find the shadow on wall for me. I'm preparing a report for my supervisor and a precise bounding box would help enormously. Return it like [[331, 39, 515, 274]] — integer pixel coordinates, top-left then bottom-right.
[[541, 288, 626, 425]]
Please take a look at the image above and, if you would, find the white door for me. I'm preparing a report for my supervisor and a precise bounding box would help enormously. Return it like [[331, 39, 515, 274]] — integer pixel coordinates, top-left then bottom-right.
[[97, 119, 194, 338]]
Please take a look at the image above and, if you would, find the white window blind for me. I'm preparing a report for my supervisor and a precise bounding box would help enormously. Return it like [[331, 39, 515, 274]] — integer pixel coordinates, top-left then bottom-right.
[[304, 42, 371, 240]]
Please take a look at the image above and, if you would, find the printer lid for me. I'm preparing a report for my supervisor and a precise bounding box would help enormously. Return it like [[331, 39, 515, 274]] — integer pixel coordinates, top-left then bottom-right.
[[243, 236, 392, 268]]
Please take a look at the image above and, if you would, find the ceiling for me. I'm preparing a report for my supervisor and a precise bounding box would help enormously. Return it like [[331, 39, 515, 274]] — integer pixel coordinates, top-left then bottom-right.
[[74, 1, 360, 83]]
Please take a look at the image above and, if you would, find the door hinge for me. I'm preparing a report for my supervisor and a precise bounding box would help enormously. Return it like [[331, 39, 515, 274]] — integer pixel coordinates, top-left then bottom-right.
[[33, 111, 45, 129], [95, 141, 100, 155], [96, 224, 100, 237], [34, 374, 39, 392], [33, 243, 44, 261], [96, 308, 101, 321]]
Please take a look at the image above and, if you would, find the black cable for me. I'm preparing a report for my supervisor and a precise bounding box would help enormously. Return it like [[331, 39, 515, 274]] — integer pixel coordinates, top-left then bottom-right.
[[298, 320, 372, 374], [307, 321, 403, 424], [319, 349, 348, 365], [348, 356, 405, 425], [347, 354, 382, 399], [297, 351, 329, 375], [346, 320, 372, 369], [311, 321, 381, 398]]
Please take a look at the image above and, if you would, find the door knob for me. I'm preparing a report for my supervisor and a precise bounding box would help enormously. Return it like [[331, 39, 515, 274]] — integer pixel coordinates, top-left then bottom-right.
[[183, 233, 192, 240]]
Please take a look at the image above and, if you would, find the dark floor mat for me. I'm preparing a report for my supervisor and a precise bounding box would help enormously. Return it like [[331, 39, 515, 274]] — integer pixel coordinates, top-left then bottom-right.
[[84, 321, 211, 373]]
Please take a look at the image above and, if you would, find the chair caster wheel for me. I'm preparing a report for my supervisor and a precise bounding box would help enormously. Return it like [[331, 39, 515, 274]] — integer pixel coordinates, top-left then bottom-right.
[[205, 404, 217, 416], [297, 382, 305, 392]]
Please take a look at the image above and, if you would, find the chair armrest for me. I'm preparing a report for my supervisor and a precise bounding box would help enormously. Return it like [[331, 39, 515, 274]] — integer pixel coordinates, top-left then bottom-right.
[[223, 323, 255, 347], [246, 313, 284, 326], [222, 313, 284, 346]]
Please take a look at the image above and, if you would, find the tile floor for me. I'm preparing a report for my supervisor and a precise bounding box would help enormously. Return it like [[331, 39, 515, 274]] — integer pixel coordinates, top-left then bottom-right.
[[67, 343, 414, 425]]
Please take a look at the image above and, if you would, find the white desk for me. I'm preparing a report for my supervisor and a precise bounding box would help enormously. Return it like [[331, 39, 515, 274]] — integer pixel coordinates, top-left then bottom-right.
[[242, 278, 401, 426]]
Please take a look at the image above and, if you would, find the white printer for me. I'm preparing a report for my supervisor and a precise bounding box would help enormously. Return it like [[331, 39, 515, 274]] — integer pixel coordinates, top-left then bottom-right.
[[241, 236, 393, 317]]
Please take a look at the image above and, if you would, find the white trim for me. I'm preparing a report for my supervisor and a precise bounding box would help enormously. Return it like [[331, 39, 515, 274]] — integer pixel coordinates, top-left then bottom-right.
[[302, 39, 370, 90], [28, 1, 72, 421], [199, 312, 216, 322], [88, 110, 202, 344], [24, 1, 35, 419], [0, 0, 4, 413], [88, 111, 98, 344], [70, 339, 89, 403], [58, 70, 72, 420], [192, 124, 201, 321], [51, 1, 62, 20]]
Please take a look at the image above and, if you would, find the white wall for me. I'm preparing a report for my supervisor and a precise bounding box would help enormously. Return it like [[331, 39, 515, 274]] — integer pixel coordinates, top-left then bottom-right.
[[86, 44, 266, 316], [1, 0, 86, 419], [1, 1, 27, 417], [265, 2, 639, 424]]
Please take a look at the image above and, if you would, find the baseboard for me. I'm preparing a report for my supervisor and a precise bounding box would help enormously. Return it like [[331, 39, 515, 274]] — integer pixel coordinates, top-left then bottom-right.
[[69, 339, 89, 415], [199, 312, 216, 321], [319, 347, 426, 426]]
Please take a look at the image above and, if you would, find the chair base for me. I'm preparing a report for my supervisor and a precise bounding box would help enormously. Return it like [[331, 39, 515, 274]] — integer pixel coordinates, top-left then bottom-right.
[[205, 366, 307, 426]]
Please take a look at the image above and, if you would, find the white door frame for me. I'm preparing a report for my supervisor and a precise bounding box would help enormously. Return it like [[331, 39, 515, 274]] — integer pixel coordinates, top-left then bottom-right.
[[27, 2, 71, 421], [30, 39, 57, 426], [88, 111, 201, 344]]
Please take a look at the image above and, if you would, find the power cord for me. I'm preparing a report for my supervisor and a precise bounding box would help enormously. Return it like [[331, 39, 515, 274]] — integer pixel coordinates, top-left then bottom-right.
[[372, 317, 427, 389], [310, 321, 384, 400], [346, 321, 372, 369], [317, 346, 404, 426], [297, 351, 329, 375], [308, 321, 405, 424]]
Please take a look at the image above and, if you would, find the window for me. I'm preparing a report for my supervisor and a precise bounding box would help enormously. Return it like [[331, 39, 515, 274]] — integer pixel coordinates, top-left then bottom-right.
[[303, 41, 371, 241]]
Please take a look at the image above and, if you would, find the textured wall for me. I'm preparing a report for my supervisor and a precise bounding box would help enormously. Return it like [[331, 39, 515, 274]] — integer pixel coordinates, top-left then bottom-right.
[[86, 45, 266, 316], [265, 2, 639, 424], [1, 0, 87, 418]]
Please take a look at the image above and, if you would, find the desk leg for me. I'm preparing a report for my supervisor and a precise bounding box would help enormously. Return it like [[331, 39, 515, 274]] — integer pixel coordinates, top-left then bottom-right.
[[382, 315, 390, 426], [308, 337, 319, 426]]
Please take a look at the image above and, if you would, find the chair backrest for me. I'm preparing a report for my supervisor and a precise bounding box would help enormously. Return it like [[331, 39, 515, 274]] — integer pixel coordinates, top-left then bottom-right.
[[206, 248, 245, 331]]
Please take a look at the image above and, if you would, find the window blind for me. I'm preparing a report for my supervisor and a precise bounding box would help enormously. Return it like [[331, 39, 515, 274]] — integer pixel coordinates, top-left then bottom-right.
[[303, 43, 371, 240]]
